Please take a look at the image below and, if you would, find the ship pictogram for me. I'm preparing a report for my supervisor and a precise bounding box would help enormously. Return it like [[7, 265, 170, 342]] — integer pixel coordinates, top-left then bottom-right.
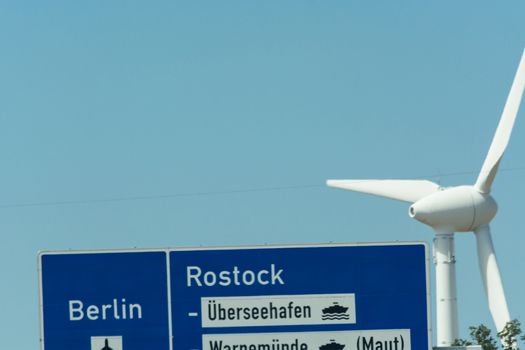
[[321, 302, 350, 320], [319, 340, 345, 350]]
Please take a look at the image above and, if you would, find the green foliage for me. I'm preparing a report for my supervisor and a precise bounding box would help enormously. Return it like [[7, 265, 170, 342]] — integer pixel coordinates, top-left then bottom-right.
[[498, 319, 521, 350], [469, 324, 498, 350], [455, 320, 523, 350], [452, 338, 473, 346]]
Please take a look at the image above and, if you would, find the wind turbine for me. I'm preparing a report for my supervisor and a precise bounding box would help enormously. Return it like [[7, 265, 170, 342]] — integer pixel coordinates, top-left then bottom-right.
[[327, 49, 525, 347]]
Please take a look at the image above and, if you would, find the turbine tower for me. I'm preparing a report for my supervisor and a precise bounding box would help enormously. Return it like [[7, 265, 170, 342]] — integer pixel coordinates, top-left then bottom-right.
[[327, 49, 525, 347]]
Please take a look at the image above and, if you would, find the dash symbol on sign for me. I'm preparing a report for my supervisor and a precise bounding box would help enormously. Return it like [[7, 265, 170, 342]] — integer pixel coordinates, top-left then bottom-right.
[[188, 312, 199, 317]]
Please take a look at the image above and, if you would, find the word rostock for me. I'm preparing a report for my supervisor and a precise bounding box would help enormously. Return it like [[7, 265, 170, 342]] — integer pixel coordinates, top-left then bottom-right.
[[187, 264, 285, 287]]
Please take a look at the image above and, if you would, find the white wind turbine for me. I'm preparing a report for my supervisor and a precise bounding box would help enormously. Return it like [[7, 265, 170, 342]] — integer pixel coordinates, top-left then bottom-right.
[[327, 49, 525, 348]]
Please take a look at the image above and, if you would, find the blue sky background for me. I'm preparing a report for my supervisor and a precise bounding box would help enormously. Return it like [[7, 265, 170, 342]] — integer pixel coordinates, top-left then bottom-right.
[[1, 1, 525, 348]]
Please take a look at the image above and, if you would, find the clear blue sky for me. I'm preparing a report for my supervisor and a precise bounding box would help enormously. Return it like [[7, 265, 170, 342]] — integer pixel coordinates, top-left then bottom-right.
[[1, 1, 524, 348]]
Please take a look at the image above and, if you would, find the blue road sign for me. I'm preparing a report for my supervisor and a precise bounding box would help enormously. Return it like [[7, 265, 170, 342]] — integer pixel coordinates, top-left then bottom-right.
[[39, 250, 171, 350], [39, 242, 430, 350]]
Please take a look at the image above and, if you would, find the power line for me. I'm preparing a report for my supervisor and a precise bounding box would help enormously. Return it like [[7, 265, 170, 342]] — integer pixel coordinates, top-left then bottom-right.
[[0, 184, 323, 209], [415, 166, 525, 182], [1, 166, 524, 209]]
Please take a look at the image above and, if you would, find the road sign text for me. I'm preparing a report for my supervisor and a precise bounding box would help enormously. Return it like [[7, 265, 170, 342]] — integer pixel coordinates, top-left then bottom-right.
[[187, 264, 285, 287], [69, 298, 143, 321]]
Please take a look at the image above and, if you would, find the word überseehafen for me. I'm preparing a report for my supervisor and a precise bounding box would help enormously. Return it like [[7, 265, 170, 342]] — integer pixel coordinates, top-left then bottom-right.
[[207, 300, 311, 321]]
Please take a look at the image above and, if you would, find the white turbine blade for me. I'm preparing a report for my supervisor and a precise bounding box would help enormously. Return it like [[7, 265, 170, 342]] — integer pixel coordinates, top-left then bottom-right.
[[474, 225, 511, 333], [476, 49, 525, 193], [326, 179, 440, 203]]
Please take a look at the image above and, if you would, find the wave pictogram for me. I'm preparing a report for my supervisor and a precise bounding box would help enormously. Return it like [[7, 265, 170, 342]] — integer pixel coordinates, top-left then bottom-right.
[[321, 314, 351, 320]]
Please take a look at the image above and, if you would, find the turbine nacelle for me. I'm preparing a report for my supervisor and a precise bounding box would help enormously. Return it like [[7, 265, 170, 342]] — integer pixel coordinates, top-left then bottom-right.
[[408, 186, 497, 232]]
